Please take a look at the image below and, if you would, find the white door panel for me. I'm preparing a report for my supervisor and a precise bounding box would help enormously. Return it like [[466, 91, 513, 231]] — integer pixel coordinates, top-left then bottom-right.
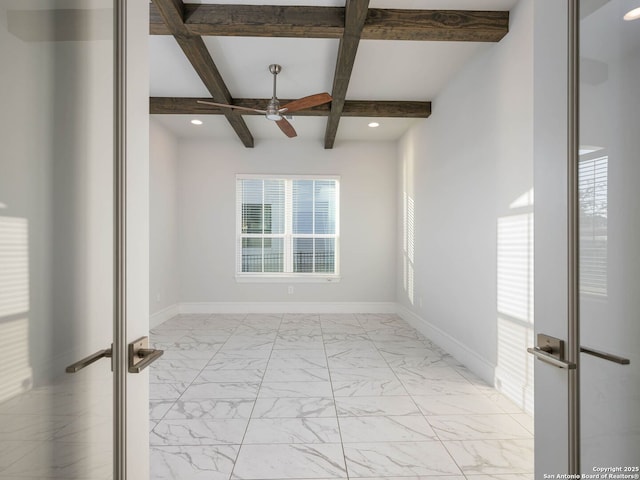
[[0, 1, 149, 478], [533, 0, 571, 473], [579, 0, 640, 469]]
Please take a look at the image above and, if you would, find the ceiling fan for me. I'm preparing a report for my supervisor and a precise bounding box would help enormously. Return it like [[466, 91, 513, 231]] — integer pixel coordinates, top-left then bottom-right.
[[197, 64, 332, 138]]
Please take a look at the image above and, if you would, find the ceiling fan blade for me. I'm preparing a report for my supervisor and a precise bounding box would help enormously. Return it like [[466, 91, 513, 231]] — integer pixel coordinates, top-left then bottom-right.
[[197, 100, 266, 114], [276, 118, 297, 138], [279, 93, 332, 113]]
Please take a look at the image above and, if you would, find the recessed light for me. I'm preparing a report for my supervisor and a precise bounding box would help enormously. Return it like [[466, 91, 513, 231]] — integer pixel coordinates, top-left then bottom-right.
[[191, 119, 203, 125], [624, 7, 640, 20], [368, 122, 380, 128]]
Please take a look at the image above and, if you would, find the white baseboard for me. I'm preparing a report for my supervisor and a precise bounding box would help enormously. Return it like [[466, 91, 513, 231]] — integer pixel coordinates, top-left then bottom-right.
[[395, 304, 497, 387], [495, 367, 535, 415], [150, 304, 180, 328], [178, 302, 398, 315]]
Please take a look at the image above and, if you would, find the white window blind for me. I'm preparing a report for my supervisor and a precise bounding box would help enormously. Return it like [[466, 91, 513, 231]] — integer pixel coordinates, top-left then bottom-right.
[[236, 176, 339, 278], [579, 154, 608, 296]]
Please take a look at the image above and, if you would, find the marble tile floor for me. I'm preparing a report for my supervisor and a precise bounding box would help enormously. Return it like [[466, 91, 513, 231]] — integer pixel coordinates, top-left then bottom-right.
[[149, 313, 534, 480]]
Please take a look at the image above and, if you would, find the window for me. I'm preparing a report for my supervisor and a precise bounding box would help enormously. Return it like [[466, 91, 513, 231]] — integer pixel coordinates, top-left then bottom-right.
[[236, 175, 339, 280]]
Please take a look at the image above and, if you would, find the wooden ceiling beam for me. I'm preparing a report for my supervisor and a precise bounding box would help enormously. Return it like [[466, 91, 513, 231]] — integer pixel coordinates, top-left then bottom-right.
[[151, 4, 345, 38], [363, 9, 509, 42], [152, 0, 187, 35], [324, 0, 370, 149], [149, 4, 509, 42], [151, 0, 254, 147], [150, 97, 432, 118]]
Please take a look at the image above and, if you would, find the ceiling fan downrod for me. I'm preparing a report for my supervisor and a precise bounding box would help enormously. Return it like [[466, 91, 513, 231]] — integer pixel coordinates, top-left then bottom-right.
[[266, 64, 282, 120]]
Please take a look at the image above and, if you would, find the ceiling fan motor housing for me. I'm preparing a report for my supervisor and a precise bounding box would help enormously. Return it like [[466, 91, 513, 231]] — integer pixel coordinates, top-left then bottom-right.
[[266, 98, 282, 120]]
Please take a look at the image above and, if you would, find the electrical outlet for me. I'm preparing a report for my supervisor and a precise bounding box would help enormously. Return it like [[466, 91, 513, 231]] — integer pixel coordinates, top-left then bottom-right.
[[288, 286, 294, 295], [156, 293, 161, 302]]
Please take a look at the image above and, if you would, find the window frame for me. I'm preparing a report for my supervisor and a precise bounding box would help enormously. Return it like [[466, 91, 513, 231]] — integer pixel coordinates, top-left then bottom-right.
[[235, 174, 341, 283]]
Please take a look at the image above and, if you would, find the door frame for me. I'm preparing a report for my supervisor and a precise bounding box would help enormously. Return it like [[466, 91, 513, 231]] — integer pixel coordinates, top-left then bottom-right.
[[114, 0, 128, 477], [113, 1, 152, 477], [567, 0, 580, 473]]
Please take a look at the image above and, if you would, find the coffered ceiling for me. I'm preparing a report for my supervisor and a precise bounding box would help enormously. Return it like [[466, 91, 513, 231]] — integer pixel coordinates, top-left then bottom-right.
[[150, 0, 518, 147]]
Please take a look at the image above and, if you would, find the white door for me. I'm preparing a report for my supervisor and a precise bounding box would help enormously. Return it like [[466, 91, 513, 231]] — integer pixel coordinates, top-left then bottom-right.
[[578, 0, 639, 470], [0, 1, 150, 478], [533, 0, 640, 474]]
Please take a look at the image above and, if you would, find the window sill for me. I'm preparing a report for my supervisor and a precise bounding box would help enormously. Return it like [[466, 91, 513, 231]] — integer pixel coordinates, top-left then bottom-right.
[[235, 275, 341, 284]]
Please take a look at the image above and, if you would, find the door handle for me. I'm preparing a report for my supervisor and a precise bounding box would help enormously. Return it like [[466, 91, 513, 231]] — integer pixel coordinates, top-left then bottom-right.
[[580, 346, 630, 365], [66, 347, 112, 373], [128, 336, 163, 373], [527, 333, 577, 369], [66, 337, 163, 374], [528, 347, 577, 369]]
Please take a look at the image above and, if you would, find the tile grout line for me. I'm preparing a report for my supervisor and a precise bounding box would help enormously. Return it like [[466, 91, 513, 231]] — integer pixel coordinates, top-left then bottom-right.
[[321, 313, 352, 480], [227, 312, 283, 480]]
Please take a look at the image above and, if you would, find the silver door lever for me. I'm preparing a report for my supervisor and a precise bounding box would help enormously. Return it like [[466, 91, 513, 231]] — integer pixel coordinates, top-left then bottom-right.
[[66, 348, 112, 373], [580, 346, 630, 365], [128, 336, 163, 373], [528, 346, 577, 369], [527, 333, 577, 369]]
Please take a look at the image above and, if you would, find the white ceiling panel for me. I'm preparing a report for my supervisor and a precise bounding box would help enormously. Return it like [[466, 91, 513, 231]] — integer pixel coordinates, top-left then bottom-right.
[[150, 35, 210, 97], [201, 37, 338, 99], [348, 40, 491, 101]]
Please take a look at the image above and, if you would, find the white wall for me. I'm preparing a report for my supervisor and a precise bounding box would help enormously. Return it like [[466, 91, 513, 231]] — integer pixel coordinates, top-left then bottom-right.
[[149, 118, 180, 321], [396, 0, 534, 408], [176, 139, 397, 307]]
